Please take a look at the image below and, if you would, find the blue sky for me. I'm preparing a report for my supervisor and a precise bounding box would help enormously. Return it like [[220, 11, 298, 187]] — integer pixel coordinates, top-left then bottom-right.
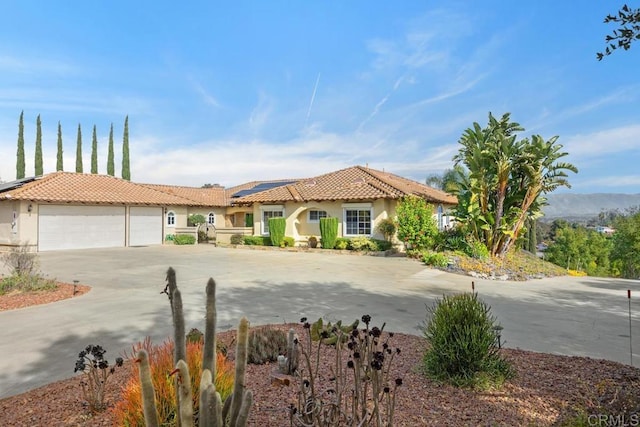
[[0, 1, 638, 193]]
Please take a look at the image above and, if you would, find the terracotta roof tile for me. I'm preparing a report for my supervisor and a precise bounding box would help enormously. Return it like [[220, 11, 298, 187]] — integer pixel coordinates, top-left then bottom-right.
[[0, 172, 204, 206], [141, 183, 227, 206], [233, 166, 458, 205]]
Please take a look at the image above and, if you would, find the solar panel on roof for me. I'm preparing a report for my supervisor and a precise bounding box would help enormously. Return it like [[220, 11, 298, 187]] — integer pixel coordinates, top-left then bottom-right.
[[0, 176, 38, 193], [231, 180, 297, 198]]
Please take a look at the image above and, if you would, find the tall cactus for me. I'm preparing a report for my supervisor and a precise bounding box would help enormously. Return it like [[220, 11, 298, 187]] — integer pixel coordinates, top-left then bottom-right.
[[227, 317, 252, 427], [136, 350, 159, 427], [203, 278, 217, 376], [171, 285, 186, 427], [286, 328, 298, 375], [171, 360, 194, 427], [141, 268, 253, 427]]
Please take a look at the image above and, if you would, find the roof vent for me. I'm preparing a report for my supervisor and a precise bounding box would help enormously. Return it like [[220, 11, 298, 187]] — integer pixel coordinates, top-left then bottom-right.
[[303, 180, 317, 187]]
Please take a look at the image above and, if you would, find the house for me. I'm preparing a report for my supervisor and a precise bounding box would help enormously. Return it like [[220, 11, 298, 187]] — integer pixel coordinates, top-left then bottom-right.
[[227, 165, 457, 245], [0, 172, 227, 251], [0, 166, 457, 251]]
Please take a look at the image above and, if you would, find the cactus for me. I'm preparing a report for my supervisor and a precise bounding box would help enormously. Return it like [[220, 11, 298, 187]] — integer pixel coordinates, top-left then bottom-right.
[[171, 359, 193, 427], [140, 268, 253, 427], [227, 317, 252, 427], [285, 328, 298, 375], [136, 349, 159, 427], [203, 278, 217, 376]]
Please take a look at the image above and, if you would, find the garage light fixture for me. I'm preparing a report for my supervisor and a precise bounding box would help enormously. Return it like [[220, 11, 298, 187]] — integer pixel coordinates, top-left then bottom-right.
[[27, 204, 32, 213]]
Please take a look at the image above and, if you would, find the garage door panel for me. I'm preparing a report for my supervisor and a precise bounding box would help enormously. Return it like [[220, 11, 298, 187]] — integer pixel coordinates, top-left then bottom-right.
[[38, 205, 125, 251], [129, 207, 162, 246]]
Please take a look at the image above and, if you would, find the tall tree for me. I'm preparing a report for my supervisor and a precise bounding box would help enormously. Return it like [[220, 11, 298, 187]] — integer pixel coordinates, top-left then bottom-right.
[[598, 4, 640, 60], [611, 208, 640, 279], [16, 111, 25, 179], [75, 124, 83, 173], [91, 125, 98, 174], [107, 123, 115, 176], [425, 165, 467, 194], [122, 115, 130, 180], [35, 115, 43, 176], [56, 121, 63, 171], [453, 112, 578, 257]]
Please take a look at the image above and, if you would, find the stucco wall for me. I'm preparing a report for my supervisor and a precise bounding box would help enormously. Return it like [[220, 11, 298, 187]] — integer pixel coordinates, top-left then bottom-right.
[[251, 199, 398, 244], [0, 201, 16, 245]]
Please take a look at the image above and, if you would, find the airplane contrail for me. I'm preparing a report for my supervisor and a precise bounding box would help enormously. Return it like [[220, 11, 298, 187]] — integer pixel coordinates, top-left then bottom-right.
[[305, 72, 321, 127]]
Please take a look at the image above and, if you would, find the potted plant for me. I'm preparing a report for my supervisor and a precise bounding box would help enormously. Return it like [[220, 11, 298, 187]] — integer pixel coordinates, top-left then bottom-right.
[[308, 236, 318, 248]]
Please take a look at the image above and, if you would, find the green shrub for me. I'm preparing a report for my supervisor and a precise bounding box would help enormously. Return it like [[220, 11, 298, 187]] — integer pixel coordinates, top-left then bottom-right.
[[422, 251, 449, 267], [173, 234, 196, 245], [268, 217, 287, 247], [243, 235, 272, 246], [372, 239, 392, 251], [0, 244, 56, 295], [376, 218, 396, 241], [187, 214, 206, 227], [435, 227, 467, 252], [197, 230, 208, 243], [396, 195, 438, 251], [247, 327, 288, 364], [334, 237, 350, 250], [465, 238, 490, 260], [283, 236, 295, 247], [0, 274, 57, 295], [349, 236, 379, 251], [319, 217, 338, 249], [422, 293, 513, 388], [230, 234, 244, 245]]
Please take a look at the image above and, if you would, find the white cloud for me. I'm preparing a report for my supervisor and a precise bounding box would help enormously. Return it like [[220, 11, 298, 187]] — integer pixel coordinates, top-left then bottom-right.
[[248, 91, 275, 132], [578, 175, 640, 188], [188, 77, 221, 108], [562, 124, 640, 160]]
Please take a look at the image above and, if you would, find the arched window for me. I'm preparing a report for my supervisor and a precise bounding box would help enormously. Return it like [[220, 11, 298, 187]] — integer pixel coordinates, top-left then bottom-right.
[[208, 212, 215, 225], [167, 211, 176, 226]]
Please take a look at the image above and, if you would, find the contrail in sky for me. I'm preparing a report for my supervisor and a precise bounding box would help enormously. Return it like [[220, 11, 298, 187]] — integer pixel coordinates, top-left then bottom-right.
[[305, 72, 321, 127]]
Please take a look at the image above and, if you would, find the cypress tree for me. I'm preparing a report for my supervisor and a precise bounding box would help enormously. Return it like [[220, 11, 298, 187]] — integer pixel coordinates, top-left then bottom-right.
[[56, 121, 63, 171], [122, 115, 130, 180], [16, 111, 25, 179], [75, 124, 83, 173], [35, 115, 43, 176], [528, 219, 537, 253], [91, 125, 98, 174], [107, 123, 114, 176]]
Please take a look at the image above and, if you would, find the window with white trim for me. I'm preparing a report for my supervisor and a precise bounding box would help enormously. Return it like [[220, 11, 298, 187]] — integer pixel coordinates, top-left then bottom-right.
[[308, 209, 327, 223], [262, 209, 284, 235], [167, 211, 176, 226], [207, 212, 215, 225], [344, 208, 372, 236]]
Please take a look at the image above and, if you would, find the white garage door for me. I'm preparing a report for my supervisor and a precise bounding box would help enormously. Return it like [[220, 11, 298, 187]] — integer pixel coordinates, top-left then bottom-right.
[[129, 207, 163, 246], [38, 205, 126, 251]]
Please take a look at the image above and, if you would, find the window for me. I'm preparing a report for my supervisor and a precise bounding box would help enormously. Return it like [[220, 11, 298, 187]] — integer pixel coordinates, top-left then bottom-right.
[[308, 209, 327, 223], [208, 212, 215, 225], [167, 211, 176, 226], [344, 208, 372, 236], [262, 209, 284, 234]]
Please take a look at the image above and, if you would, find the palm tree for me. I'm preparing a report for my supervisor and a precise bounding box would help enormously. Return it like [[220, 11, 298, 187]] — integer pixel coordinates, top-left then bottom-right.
[[453, 112, 577, 257]]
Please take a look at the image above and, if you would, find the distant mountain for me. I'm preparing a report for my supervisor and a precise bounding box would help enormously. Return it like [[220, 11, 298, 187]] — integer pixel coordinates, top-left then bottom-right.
[[541, 193, 640, 221]]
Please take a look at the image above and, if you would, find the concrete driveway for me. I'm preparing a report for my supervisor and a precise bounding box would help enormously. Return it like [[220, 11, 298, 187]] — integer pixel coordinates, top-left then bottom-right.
[[0, 245, 639, 398]]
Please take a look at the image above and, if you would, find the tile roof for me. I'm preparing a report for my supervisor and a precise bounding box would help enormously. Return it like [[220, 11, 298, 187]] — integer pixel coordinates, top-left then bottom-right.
[[141, 183, 227, 207], [232, 166, 458, 205], [0, 172, 206, 206]]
